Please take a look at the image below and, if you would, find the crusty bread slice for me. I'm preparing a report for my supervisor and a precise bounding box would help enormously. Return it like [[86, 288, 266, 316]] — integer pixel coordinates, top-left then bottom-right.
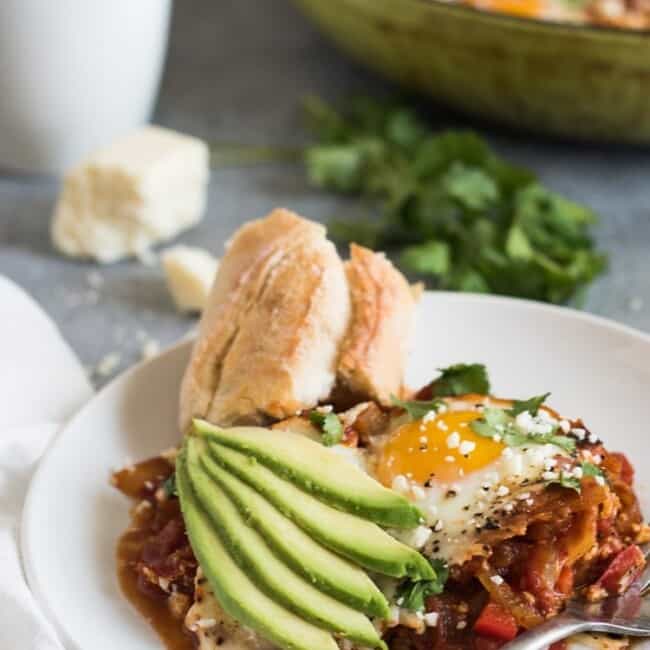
[[179, 208, 350, 430], [336, 244, 417, 406]]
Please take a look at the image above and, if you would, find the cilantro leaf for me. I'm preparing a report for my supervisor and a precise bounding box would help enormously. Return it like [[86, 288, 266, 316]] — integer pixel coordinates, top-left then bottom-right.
[[546, 463, 604, 494], [547, 473, 582, 493], [471, 405, 576, 453], [581, 462, 604, 478], [401, 241, 450, 276], [391, 395, 444, 421], [309, 411, 344, 446], [395, 559, 449, 612], [441, 162, 500, 211], [163, 473, 178, 498], [508, 393, 551, 416], [431, 363, 490, 397], [303, 96, 606, 305]]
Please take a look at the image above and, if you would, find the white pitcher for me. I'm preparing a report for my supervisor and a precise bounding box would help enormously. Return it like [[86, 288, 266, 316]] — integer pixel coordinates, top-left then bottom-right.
[[0, 0, 173, 175]]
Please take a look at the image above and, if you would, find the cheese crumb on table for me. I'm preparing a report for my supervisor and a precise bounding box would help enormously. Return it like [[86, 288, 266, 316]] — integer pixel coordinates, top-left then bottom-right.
[[95, 352, 121, 377], [51, 126, 209, 264], [162, 245, 219, 313]]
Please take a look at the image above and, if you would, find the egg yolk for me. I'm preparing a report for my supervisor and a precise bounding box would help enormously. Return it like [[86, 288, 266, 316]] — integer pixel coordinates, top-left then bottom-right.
[[469, 0, 546, 18], [377, 410, 505, 486]]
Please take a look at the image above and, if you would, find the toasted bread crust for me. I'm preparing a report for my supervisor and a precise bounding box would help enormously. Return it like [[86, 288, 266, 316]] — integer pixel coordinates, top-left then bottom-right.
[[179, 209, 350, 430], [337, 244, 416, 406]]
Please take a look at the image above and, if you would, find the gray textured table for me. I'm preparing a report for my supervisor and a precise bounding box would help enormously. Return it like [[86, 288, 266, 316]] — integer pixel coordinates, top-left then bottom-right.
[[1, 0, 649, 387]]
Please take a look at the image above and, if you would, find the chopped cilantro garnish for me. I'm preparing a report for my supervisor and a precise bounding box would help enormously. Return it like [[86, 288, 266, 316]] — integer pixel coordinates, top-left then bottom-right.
[[391, 395, 444, 421], [430, 363, 490, 397], [303, 96, 606, 305], [581, 462, 605, 479], [547, 473, 582, 493], [470, 400, 576, 454], [508, 393, 551, 417], [546, 462, 606, 494], [309, 410, 344, 446], [163, 473, 178, 498], [395, 559, 449, 612]]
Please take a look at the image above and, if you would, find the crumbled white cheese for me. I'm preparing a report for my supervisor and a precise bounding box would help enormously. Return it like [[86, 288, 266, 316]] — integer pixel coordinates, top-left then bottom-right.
[[423, 612, 439, 627], [141, 339, 160, 360], [95, 352, 120, 377], [51, 126, 209, 263], [162, 245, 219, 313], [392, 475, 410, 494], [446, 432, 460, 448], [490, 575, 504, 585], [571, 427, 586, 440], [422, 410, 437, 423], [459, 440, 476, 456]]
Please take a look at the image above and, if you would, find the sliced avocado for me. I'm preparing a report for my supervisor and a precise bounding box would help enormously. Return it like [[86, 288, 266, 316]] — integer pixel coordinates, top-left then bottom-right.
[[193, 419, 423, 529], [185, 439, 385, 648], [204, 441, 434, 581], [200, 444, 389, 618], [175, 453, 339, 650]]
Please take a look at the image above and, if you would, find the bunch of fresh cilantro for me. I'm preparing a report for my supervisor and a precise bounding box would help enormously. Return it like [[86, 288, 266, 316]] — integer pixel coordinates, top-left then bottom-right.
[[303, 96, 607, 304]]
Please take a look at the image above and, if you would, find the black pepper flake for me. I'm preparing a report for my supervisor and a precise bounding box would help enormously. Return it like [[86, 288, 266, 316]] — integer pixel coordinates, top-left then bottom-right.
[[483, 518, 500, 530], [445, 490, 458, 498], [463, 505, 470, 511]]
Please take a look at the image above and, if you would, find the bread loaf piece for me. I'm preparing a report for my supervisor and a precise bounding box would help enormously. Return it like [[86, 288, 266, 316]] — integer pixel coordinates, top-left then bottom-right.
[[337, 244, 416, 406], [179, 209, 350, 430]]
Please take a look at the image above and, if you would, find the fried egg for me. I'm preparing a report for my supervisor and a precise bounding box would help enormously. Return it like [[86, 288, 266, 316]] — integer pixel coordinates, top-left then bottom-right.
[[366, 396, 574, 566]]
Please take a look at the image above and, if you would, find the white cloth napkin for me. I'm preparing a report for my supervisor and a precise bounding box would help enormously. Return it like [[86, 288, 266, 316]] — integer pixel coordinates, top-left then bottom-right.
[[0, 276, 93, 650]]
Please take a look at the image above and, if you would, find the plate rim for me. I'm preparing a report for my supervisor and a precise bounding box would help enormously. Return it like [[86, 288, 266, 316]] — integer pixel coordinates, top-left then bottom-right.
[[20, 291, 650, 649]]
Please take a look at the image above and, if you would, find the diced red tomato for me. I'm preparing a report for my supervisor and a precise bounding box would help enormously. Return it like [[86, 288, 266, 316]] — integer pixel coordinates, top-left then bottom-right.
[[549, 642, 567, 650], [474, 602, 519, 641], [597, 545, 646, 594]]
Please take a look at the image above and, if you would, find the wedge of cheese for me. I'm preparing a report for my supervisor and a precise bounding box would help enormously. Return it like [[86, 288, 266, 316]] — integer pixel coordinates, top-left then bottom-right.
[[162, 245, 219, 313], [51, 126, 209, 263]]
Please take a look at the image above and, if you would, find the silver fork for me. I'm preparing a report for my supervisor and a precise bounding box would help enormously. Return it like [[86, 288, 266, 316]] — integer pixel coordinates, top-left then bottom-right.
[[504, 548, 650, 649]]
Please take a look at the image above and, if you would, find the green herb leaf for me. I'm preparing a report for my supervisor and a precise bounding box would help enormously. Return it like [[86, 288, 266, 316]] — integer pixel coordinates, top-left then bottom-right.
[[163, 473, 178, 498], [401, 241, 450, 276], [431, 363, 491, 397], [302, 96, 606, 305], [395, 559, 449, 612], [546, 462, 605, 494], [471, 405, 576, 453], [581, 462, 605, 479], [508, 393, 551, 416], [391, 395, 445, 421], [547, 473, 582, 493], [309, 411, 344, 446]]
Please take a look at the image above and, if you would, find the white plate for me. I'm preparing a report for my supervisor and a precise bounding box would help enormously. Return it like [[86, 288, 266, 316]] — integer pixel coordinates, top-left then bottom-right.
[[22, 292, 650, 650]]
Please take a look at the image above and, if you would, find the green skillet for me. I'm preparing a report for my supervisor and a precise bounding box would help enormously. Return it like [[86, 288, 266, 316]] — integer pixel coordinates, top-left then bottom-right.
[[293, 0, 650, 143]]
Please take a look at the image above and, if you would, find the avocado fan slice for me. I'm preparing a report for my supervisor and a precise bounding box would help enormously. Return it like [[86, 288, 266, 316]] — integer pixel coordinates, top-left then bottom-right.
[[197, 442, 390, 618], [176, 452, 340, 650], [204, 441, 435, 581], [193, 419, 423, 529], [185, 439, 386, 648]]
